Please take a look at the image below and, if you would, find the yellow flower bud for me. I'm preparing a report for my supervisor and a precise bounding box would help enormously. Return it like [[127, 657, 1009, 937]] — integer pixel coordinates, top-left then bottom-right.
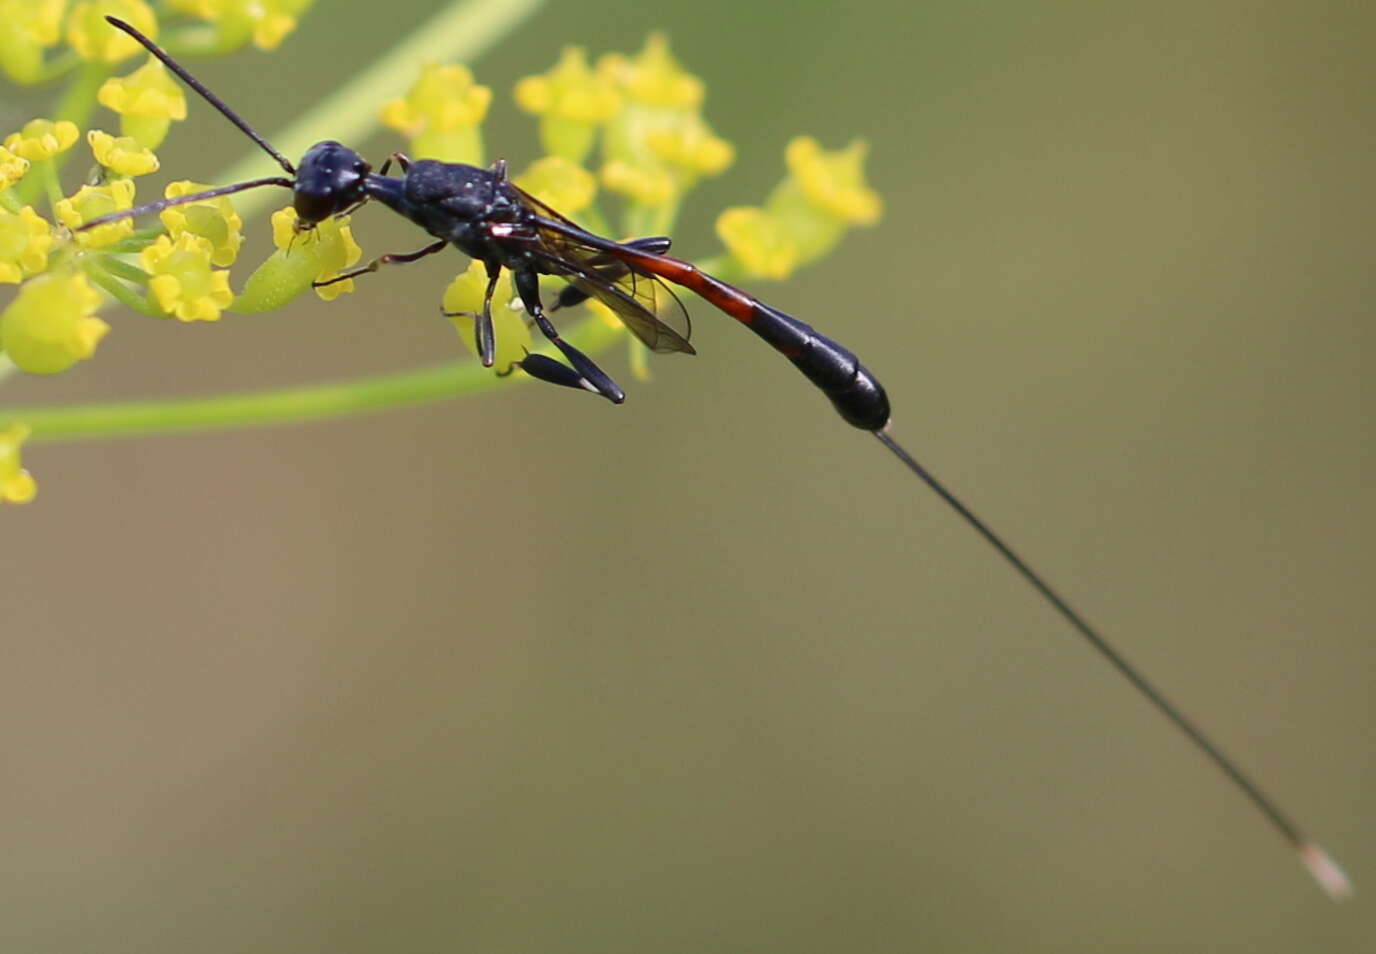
[[67, 1, 158, 62], [160, 181, 244, 267], [140, 233, 234, 321], [597, 34, 703, 111], [88, 129, 160, 176], [733, 138, 884, 270], [307, 216, 363, 302], [442, 260, 531, 370], [0, 206, 55, 283], [97, 56, 188, 149], [233, 207, 361, 312], [0, 424, 37, 504], [54, 179, 136, 248], [600, 159, 676, 208], [0, 271, 109, 374], [0, 146, 29, 189], [168, 0, 314, 51], [4, 119, 79, 161], [514, 157, 597, 216], [381, 63, 491, 164], [715, 207, 799, 281], [0, 0, 64, 84], [783, 137, 882, 227], [645, 115, 734, 178], [514, 47, 622, 163]]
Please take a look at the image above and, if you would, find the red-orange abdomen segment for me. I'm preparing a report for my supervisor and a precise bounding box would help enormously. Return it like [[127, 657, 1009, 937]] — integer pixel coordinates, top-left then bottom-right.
[[619, 249, 891, 430]]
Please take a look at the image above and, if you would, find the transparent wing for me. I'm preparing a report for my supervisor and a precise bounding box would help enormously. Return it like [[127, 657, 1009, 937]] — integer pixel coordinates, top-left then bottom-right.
[[508, 188, 694, 354]]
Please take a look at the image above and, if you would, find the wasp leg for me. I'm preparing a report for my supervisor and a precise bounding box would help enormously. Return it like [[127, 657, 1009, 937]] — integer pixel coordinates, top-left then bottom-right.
[[513, 269, 624, 404], [475, 261, 500, 366], [514, 353, 604, 393], [438, 263, 503, 366], [313, 237, 447, 288]]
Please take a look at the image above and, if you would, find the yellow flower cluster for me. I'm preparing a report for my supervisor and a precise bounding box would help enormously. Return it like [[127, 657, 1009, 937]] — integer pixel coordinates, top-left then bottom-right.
[[0, 99, 261, 360], [0, 1, 330, 504], [381, 64, 492, 166], [1, 16, 881, 505], [717, 137, 882, 281], [0, 5, 362, 391], [1, 0, 317, 82], [4, 119, 79, 161]]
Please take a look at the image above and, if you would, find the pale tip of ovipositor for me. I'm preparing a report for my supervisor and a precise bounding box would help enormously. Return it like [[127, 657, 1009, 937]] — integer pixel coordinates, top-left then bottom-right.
[[1299, 842, 1353, 900]]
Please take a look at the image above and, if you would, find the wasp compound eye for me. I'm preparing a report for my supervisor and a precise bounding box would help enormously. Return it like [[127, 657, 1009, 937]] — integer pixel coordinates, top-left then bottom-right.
[[292, 188, 339, 224]]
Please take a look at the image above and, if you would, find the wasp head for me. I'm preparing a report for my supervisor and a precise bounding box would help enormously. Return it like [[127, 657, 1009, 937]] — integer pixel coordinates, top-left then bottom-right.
[[293, 141, 371, 227]]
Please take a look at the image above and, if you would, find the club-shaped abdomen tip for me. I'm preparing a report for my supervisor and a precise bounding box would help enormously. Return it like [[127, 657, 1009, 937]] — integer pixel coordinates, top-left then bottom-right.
[[1299, 842, 1353, 900], [832, 369, 890, 431]]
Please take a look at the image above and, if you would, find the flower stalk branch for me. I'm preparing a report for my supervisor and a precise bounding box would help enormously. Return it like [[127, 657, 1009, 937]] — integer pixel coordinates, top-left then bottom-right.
[[3, 316, 621, 443]]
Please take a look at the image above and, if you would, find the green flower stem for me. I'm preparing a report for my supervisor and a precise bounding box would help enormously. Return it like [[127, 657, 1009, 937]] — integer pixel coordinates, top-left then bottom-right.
[[3, 316, 621, 443], [36, 159, 63, 211], [216, 0, 549, 220], [83, 259, 161, 317], [98, 229, 162, 254], [55, 58, 111, 130], [95, 255, 150, 285], [0, 189, 21, 213], [33, 51, 80, 86]]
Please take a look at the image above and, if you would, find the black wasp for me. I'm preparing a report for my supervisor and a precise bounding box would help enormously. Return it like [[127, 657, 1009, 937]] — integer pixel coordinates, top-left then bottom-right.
[[86, 16, 888, 431], [79, 15, 1347, 897]]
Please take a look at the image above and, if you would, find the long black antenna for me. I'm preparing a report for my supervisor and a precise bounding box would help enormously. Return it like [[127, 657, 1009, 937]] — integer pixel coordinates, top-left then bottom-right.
[[72, 18, 298, 232], [871, 428, 1351, 899], [76, 176, 292, 231], [106, 16, 295, 174]]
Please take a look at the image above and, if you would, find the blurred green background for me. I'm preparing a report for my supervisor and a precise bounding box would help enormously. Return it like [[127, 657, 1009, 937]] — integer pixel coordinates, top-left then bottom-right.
[[3, 0, 1373, 950]]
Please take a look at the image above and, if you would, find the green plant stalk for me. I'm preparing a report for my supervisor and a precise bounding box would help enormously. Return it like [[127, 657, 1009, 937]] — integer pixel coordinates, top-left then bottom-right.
[[83, 259, 161, 317], [36, 159, 63, 211], [98, 228, 163, 254], [4, 316, 622, 442], [93, 255, 149, 285], [33, 50, 80, 85]]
